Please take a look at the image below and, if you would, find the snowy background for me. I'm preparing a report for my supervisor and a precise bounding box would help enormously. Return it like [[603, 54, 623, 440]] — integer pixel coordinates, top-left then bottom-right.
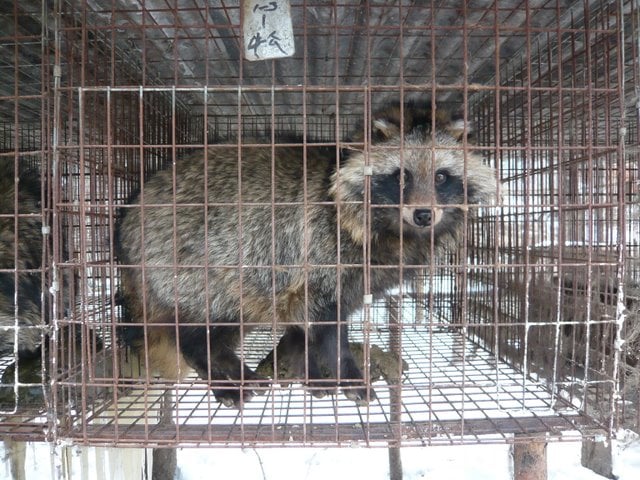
[[175, 433, 640, 480], [1, 429, 638, 479]]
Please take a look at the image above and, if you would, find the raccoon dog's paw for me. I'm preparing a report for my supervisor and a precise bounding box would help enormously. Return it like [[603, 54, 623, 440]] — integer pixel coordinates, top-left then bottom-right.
[[305, 354, 377, 403], [268, 327, 377, 404], [211, 368, 270, 409], [309, 327, 377, 405], [336, 359, 378, 405], [212, 383, 263, 409], [306, 379, 377, 405], [342, 385, 377, 405]]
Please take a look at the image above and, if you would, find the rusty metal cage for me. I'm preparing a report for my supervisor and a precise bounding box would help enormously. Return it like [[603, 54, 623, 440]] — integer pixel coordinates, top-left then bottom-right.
[[0, 0, 638, 451]]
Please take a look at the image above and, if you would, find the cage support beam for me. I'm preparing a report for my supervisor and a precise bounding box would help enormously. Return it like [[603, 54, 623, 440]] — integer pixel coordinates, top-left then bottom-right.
[[511, 435, 547, 480], [581, 433, 614, 479]]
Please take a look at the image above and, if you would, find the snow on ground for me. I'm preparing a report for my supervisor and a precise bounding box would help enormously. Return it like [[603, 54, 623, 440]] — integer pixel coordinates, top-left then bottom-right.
[[175, 433, 640, 480], [176, 444, 513, 480], [0, 432, 638, 479]]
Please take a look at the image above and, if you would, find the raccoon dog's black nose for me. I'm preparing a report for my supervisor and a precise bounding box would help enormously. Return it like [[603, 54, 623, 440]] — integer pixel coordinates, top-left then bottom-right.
[[413, 209, 432, 227]]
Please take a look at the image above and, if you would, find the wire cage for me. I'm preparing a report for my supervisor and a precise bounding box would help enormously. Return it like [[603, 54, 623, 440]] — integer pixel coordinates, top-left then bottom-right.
[[0, 0, 638, 451]]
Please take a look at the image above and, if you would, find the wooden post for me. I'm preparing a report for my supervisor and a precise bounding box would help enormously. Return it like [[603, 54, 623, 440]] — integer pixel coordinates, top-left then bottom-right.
[[511, 436, 547, 480], [2, 438, 26, 480], [152, 390, 177, 480], [387, 294, 403, 480], [388, 446, 403, 480], [581, 434, 614, 479], [152, 448, 177, 480]]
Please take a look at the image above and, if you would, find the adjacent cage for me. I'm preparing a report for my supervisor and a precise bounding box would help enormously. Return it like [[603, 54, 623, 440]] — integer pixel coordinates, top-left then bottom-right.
[[0, 0, 637, 451]]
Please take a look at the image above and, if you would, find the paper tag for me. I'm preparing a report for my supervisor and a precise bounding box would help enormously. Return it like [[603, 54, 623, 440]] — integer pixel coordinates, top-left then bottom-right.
[[243, 0, 295, 61]]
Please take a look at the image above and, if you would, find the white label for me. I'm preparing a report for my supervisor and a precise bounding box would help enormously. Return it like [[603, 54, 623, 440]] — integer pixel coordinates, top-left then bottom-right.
[[243, 0, 295, 61]]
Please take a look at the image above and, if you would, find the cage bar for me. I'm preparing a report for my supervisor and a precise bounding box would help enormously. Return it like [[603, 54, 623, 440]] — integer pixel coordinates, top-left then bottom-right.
[[0, 0, 636, 451]]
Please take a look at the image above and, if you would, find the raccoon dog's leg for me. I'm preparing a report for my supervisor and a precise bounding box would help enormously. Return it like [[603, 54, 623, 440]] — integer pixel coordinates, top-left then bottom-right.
[[308, 303, 376, 403], [179, 322, 266, 408], [272, 326, 324, 380]]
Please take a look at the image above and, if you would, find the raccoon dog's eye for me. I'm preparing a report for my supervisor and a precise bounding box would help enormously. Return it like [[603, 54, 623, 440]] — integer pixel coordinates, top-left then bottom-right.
[[434, 170, 449, 186]]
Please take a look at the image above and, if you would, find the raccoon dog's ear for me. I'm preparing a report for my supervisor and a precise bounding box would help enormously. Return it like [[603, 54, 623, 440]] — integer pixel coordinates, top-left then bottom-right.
[[368, 99, 474, 142], [444, 115, 475, 142], [370, 103, 420, 142], [372, 118, 401, 141], [406, 100, 474, 141]]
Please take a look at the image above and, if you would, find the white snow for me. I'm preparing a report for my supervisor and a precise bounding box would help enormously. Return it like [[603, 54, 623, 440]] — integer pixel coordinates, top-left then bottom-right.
[[0, 430, 638, 479], [174, 434, 640, 480]]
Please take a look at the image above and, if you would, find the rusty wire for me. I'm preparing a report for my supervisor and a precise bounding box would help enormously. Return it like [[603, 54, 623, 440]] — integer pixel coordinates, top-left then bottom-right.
[[0, 0, 636, 446]]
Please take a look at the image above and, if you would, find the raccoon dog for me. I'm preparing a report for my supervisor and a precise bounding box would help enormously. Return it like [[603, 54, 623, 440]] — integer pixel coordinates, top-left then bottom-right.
[[116, 100, 496, 408], [0, 159, 43, 358]]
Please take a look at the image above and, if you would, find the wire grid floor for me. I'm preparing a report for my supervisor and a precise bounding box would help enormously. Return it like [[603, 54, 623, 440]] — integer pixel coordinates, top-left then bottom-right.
[[55, 327, 601, 448]]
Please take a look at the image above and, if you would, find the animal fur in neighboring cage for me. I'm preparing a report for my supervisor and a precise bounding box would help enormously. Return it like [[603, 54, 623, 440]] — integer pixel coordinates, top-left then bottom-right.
[[0, 158, 44, 359], [493, 264, 633, 384], [116, 99, 497, 408]]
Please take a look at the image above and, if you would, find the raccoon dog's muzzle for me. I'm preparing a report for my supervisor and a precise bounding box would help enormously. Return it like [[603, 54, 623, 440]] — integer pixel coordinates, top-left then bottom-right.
[[402, 206, 443, 228]]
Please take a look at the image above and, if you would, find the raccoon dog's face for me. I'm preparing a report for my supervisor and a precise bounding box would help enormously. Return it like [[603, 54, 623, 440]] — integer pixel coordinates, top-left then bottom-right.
[[330, 109, 496, 244]]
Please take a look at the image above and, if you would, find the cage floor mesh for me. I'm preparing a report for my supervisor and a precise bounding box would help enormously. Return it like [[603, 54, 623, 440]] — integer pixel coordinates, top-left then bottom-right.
[[53, 328, 600, 447]]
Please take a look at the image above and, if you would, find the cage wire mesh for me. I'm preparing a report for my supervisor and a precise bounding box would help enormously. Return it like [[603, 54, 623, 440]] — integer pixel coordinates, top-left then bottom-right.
[[0, 0, 637, 449]]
